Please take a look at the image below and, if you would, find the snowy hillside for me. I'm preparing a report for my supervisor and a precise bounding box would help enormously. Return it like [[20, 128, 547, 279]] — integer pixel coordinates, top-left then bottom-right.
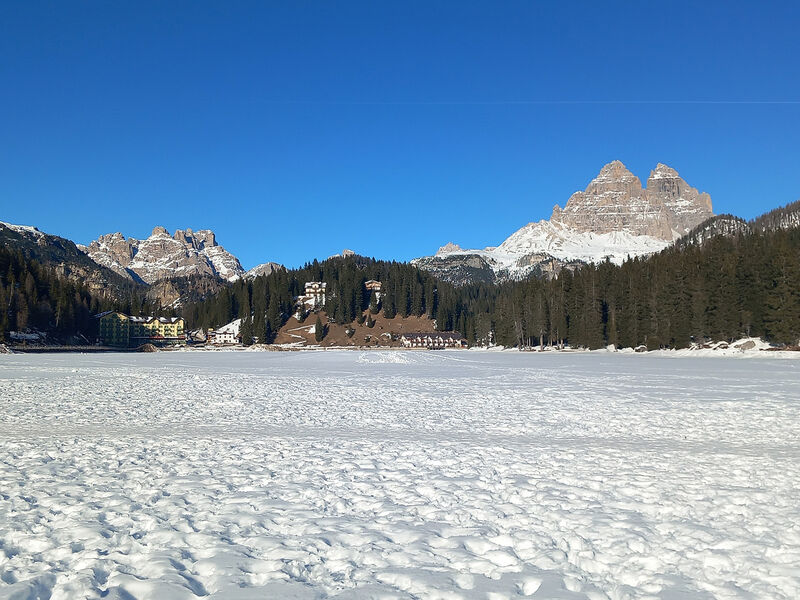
[[433, 219, 669, 277]]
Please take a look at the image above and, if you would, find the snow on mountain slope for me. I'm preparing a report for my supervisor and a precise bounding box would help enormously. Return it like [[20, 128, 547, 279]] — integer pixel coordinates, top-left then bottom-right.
[[0, 221, 45, 239], [496, 219, 667, 264], [415, 161, 714, 283], [84, 226, 245, 284], [216, 318, 242, 337], [245, 261, 285, 279]]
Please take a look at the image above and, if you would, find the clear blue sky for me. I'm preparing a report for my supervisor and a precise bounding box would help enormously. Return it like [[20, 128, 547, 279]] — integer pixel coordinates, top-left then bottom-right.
[[1, 1, 799, 269]]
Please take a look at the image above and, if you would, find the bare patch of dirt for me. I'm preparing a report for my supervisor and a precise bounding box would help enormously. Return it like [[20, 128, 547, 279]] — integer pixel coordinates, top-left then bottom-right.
[[274, 311, 438, 348]]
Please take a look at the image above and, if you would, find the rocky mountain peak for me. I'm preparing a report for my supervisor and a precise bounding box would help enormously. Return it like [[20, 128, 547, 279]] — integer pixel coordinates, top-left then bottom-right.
[[415, 160, 716, 285], [83, 226, 245, 284], [245, 262, 285, 279], [173, 228, 217, 250], [596, 159, 638, 180], [436, 242, 463, 256], [581, 160, 642, 197], [550, 160, 713, 240], [329, 249, 356, 259], [649, 163, 679, 179]]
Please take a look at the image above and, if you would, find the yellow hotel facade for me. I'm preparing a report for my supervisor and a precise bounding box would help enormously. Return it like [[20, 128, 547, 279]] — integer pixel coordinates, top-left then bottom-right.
[[97, 312, 185, 347]]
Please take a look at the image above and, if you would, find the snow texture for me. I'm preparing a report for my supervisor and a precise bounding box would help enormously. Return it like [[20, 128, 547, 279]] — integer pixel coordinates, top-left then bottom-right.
[[467, 220, 666, 267], [1, 351, 799, 599]]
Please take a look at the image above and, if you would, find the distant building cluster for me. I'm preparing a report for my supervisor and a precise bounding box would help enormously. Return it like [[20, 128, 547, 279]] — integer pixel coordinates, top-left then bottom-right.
[[97, 312, 185, 347], [299, 280, 382, 312], [185, 326, 241, 346], [96, 279, 467, 350], [400, 332, 466, 349]]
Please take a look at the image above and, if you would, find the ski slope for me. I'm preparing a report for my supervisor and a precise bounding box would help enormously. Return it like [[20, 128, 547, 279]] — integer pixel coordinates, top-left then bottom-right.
[[1, 351, 798, 599]]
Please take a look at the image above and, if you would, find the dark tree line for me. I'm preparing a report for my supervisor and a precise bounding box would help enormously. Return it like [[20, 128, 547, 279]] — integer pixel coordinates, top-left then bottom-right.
[[183, 255, 449, 344], [0, 246, 160, 343], [443, 226, 800, 348], [9, 215, 797, 349], [187, 224, 800, 349]]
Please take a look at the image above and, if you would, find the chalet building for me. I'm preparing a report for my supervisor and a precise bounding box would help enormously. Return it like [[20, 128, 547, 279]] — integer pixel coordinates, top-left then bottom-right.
[[186, 329, 207, 344], [364, 280, 382, 301], [207, 327, 238, 345], [302, 281, 327, 308], [400, 331, 467, 349], [97, 312, 185, 347]]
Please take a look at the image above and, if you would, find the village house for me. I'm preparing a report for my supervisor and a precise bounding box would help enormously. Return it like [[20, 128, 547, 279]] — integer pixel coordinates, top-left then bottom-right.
[[206, 325, 238, 345], [302, 281, 327, 308], [97, 312, 185, 347], [400, 331, 467, 349], [364, 280, 382, 301], [186, 329, 207, 344]]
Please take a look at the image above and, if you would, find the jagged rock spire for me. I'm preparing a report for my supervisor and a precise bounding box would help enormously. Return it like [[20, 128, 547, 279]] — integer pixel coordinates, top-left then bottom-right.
[[551, 161, 713, 240]]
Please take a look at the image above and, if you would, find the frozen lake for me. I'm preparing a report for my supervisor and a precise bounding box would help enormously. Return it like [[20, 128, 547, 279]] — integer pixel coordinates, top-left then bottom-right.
[[1, 351, 799, 599]]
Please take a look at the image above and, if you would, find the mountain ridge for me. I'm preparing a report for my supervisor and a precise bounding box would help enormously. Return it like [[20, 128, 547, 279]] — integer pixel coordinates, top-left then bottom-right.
[[82, 226, 246, 284], [413, 160, 714, 284], [0, 221, 145, 299]]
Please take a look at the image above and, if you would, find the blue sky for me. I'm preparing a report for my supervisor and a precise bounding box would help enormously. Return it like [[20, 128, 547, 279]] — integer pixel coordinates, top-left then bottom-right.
[[1, 1, 799, 269]]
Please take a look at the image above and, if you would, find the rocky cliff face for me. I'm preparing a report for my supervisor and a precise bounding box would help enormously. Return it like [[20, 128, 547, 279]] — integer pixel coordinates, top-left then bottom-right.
[[83, 226, 245, 284], [415, 161, 714, 285], [550, 161, 712, 240]]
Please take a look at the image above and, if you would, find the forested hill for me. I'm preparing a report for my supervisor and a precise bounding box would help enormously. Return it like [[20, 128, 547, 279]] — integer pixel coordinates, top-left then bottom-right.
[[0, 245, 165, 343], [0, 222, 144, 301], [182, 255, 455, 344], [479, 225, 800, 349], [185, 220, 800, 349], [676, 199, 800, 249]]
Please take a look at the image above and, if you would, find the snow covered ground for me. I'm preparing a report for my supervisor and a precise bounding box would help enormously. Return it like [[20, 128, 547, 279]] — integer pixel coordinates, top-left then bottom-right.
[[1, 351, 798, 599]]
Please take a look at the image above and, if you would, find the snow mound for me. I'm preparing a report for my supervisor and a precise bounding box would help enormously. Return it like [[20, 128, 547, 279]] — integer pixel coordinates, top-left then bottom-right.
[[356, 351, 415, 364]]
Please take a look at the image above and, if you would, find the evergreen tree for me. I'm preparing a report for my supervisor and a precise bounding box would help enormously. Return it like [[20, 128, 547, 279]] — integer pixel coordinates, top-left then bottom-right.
[[764, 236, 800, 344], [314, 316, 325, 342], [240, 317, 254, 346], [368, 292, 379, 314]]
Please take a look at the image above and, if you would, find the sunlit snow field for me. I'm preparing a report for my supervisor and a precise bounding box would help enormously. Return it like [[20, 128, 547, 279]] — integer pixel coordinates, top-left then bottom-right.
[[1, 351, 799, 600]]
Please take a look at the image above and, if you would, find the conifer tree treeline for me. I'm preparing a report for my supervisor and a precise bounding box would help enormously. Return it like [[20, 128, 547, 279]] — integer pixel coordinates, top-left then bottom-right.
[[186, 226, 800, 348], [441, 226, 800, 348], [183, 256, 450, 344], [0, 246, 156, 342]]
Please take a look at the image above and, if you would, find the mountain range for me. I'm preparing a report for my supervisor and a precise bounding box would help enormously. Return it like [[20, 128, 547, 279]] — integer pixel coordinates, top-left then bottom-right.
[[5, 159, 797, 303], [412, 161, 714, 284]]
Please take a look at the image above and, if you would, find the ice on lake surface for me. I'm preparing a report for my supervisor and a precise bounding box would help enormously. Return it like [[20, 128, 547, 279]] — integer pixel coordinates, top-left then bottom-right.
[[1, 351, 799, 599]]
